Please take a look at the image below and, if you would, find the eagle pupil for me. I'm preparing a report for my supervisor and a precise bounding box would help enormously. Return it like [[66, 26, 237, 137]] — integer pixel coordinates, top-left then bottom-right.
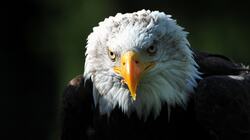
[[108, 49, 116, 61], [147, 45, 156, 54]]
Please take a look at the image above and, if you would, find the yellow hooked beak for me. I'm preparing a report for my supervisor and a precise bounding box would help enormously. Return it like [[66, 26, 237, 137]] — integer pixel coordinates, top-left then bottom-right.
[[113, 51, 155, 101]]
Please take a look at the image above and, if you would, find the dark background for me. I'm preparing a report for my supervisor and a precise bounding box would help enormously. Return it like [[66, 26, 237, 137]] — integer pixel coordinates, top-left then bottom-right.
[[5, 0, 250, 140]]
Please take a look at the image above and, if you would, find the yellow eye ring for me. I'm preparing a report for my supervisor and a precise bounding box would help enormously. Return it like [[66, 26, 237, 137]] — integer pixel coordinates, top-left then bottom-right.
[[146, 45, 157, 54], [108, 49, 116, 61]]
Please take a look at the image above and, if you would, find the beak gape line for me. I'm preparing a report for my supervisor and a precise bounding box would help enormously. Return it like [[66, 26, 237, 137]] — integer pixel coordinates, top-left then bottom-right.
[[113, 51, 155, 101]]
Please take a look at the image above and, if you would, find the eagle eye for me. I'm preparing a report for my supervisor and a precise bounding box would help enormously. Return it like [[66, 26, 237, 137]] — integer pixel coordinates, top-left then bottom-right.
[[108, 49, 116, 61], [146, 45, 157, 55]]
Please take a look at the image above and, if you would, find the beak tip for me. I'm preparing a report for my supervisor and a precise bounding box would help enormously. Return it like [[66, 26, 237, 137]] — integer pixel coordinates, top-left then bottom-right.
[[131, 94, 136, 101]]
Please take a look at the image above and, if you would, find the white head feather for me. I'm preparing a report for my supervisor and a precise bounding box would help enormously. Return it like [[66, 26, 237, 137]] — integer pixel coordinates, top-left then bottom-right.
[[84, 10, 201, 119]]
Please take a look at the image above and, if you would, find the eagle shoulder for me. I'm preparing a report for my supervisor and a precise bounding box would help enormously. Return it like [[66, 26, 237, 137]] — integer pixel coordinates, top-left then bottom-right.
[[194, 50, 248, 76], [194, 73, 250, 140], [61, 75, 95, 140]]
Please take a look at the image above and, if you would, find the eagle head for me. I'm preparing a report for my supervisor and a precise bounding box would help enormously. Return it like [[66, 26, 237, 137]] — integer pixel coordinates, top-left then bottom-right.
[[84, 10, 200, 119]]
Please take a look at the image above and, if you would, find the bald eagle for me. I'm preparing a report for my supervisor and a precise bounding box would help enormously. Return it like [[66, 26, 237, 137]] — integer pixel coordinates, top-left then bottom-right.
[[61, 10, 250, 140]]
